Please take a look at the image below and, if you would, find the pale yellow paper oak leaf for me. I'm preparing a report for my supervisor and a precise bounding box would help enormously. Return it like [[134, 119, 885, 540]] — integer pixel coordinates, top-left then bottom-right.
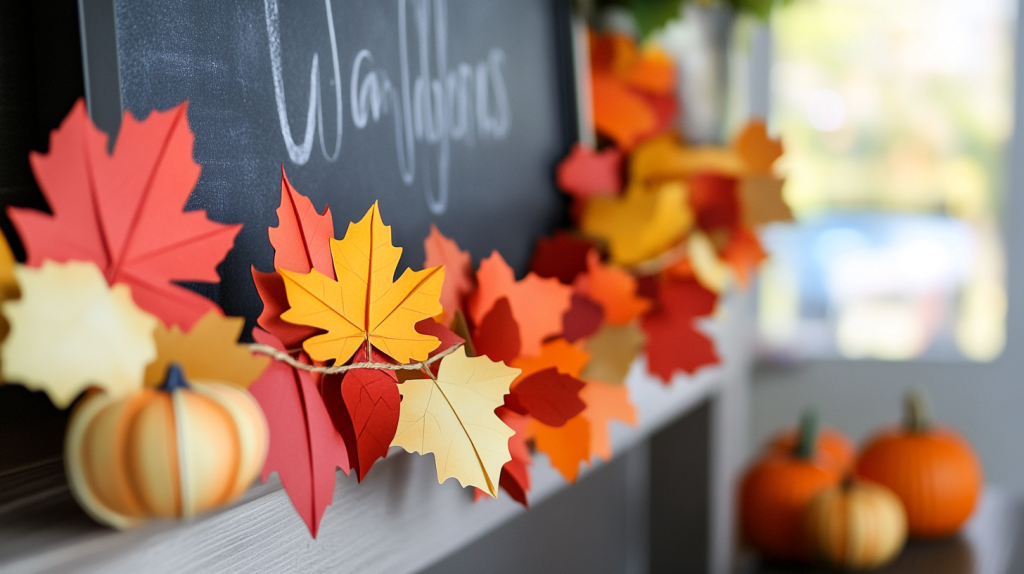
[[143, 310, 270, 387], [391, 347, 519, 497], [1, 261, 157, 408], [280, 201, 445, 365]]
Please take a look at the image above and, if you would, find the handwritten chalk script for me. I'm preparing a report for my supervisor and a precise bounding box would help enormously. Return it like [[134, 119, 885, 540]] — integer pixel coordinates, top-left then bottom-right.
[[264, 0, 510, 215]]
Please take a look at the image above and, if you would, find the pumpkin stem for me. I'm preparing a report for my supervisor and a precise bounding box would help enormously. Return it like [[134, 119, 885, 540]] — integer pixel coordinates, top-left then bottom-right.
[[795, 410, 819, 460], [160, 363, 191, 392], [904, 388, 930, 433]]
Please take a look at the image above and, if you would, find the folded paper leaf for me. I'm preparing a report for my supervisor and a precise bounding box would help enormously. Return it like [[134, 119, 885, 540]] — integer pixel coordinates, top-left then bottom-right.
[[248, 329, 349, 537], [9, 100, 240, 329], [2, 261, 157, 408], [270, 168, 336, 278], [581, 182, 693, 267], [469, 251, 573, 357], [424, 224, 475, 326], [143, 310, 269, 387], [252, 268, 321, 350], [642, 279, 719, 382], [509, 338, 592, 387], [555, 144, 623, 199], [581, 381, 637, 461], [391, 347, 518, 497], [280, 202, 444, 365], [528, 414, 591, 483]]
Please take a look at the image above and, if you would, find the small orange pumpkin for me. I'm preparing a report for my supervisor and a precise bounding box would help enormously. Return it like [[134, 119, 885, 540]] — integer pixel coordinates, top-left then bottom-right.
[[65, 364, 268, 528], [804, 479, 907, 569], [856, 389, 982, 539], [767, 425, 855, 476], [740, 411, 841, 562]]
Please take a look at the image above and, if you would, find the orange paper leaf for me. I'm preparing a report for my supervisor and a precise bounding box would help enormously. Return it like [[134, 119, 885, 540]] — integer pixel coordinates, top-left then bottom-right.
[[528, 414, 591, 483], [574, 251, 651, 325], [580, 381, 637, 461], [424, 224, 475, 326], [734, 120, 783, 175]]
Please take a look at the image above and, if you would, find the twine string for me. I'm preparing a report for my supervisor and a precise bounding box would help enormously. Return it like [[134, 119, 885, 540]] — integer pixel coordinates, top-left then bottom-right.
[[248, 342, 462, 375]]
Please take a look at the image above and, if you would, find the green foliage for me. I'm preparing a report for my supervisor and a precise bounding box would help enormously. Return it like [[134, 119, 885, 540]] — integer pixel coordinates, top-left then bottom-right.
[[591, 0, 785, 39]]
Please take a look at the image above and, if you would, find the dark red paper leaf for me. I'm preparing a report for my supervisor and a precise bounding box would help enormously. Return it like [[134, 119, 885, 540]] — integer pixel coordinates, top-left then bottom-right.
[[689, 172, 740, 231], [252, 268, 321, 350], [555, 143, 624, 199], [248, 329, 349, 537], [473, 297, 521, 364], [474, 407, 533, 506], [512, 367, 586, 427], [561, 293, 605, 343], [10, 100, 241, 329], [529, 232, 595, 285], [641, 279, 719, 382]]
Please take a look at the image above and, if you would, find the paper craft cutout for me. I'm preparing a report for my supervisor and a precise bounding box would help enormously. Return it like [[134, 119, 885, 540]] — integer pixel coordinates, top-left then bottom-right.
[[473, 297, 521, 364], [581, 381, 637, 461], [688, 232, 732, 293], [143, 311, 269, 388], [270, 168, 336, 277], [529, 232, 594, 285], [468, 251, 573, 357], [580, 323, 645, 385], [630, 135, 744, 185], [722, 228, 768, 287], [734, 119, 783, 175], [528, 414, 591, 483], [591, 73, 656, 149], [561, 294, 604, 343], [497, 407, 532, 506], [9, 100, 240, 329], [555, 144, 623, 199], [574, 251, 651, 325], [413, 318, 465, 378], [739, 175, 793, 227], [280, 202, 444, 364], [329, 346, 400, 481], [252, 269, 320, 350], [688, 173, 740, 231], [449, 310, 477, 358], [248, 329, 349, 537], [581, 182, 693, 266], [1, 261, 157, 408], [391, 347, 518, 497], [511, 367, 586, 427], [642, 278, 719, 382], [0, 234, 19, 344], [509, 338, 592, 385], [424, 224, 475, 326]]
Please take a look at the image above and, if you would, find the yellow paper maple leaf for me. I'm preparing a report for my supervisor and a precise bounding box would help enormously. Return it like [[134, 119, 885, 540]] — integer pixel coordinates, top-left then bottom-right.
[[280, 202, 445, 364], [143, 310, 270, 387], [0, 234, 19, 345], [1, 261, 157, 408], [391, 347, 519, 497], [581, 182, 694, 267]]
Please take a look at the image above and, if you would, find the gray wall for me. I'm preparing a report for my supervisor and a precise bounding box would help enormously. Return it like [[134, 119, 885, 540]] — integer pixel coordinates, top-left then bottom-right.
[[749, 2, 1024, 494]]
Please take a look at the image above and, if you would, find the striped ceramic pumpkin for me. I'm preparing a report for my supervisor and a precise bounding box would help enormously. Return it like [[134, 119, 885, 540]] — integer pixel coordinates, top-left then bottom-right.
[[805, 480, 907, 569], [65, 364, 268, 528]]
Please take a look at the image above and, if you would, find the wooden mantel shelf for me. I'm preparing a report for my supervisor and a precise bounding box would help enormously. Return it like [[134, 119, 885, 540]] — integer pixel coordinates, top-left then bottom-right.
[[0, 293, 755, 574]]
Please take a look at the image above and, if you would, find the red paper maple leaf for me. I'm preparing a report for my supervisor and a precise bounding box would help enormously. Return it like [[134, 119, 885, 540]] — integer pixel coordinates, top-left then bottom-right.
[[510, 367, 586, 427], [473, 297, 521, 364], [641, 278, 719, 382], [555, 144, 623, 199], [248, 329, 349, 537], [474, 407, 533, 506], [322, 346, 400, 482], [10, 99, 240, 329], [252, 168, 334, 348], [529, 232, 595, 285]]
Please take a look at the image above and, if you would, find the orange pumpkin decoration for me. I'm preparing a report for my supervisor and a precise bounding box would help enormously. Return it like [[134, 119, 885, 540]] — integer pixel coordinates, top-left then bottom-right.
[[856, 390, 982, 539], [740, 411, 841, 562], [767, 425, 855, 476], [65, 364, 268, 528], [804, 479, 908, 569]]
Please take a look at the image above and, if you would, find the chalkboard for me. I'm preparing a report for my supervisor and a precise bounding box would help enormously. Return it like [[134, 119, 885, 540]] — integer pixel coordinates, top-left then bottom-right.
[[81, 0, 576, 326]]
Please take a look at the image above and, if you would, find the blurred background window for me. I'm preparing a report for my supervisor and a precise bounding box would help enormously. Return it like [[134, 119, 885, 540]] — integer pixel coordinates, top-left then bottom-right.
[[758, 0, 1015, 362]]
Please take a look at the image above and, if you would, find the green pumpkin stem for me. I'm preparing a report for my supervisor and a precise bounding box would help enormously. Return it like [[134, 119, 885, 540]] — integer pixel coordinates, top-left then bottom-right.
[[904, 388, 930, 433], [795, 410, 819, 460]]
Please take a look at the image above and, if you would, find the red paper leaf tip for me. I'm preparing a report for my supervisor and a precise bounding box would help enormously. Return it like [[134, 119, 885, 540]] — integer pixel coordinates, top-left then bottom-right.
[[556, 144, 624, 199], [641, 279, 719, 382]]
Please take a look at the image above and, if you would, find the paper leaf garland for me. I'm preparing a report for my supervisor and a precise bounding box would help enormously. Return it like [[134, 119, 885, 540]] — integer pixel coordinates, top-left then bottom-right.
[[581, 381, 637, 462], [528, 414, 591, 483], [498, 407, 532, 506], [642, 279, 719, 382], [0, 234, 19, 344], [511, 367, 586, 427], [580, 323, 645, 385], [280, 202, 444, 365], [1, 261, 157, 408], [734, 119, 784, 175], [630, 135, 745, 185], [555, 144, 623, 199], [473, 297, 521, 364], [739, 175, 793, 227], [248, 329, 349, 537], [334, 346, 401, 481], [391, 347, 518, 497], [252, 268, 319, 350], [509, 338, 592, 384], [269, 168, 336, 277], [529, 232, 594, 285], [688, 173, 740, 232], [575, 251, 651, 325], [468, 251, 573, 357], [424, 224, 475, 325], [9, 100, 240, 329], [561, 294, 604, 343], [722, 228, 769, 287], [143, 310, 269, 387], [580, 182, 693, 267]]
